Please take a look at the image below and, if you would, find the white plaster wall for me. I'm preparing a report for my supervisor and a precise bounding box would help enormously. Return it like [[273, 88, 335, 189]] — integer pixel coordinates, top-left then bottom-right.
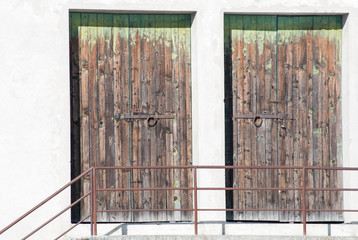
[[0, 0, 358, 239]]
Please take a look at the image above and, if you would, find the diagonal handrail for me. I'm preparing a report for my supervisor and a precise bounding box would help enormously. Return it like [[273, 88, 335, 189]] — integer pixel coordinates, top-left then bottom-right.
[[54, 214, 91, 240], [0, 167, 93, 237], [21, 192, 91, 240]]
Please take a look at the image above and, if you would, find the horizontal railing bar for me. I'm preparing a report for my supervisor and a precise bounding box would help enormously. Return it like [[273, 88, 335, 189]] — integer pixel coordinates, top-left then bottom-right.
[[198, 209, 303, 212], [199, 209, 357, 212], [305, 188, 358, 191], [96, 187, 304, 191], [305, 209, 358, 212], [98, 209, 194, 213], [22, 192, 91, 240], [93, 166, 358, 170], [96, 187, 358, 192], [97, 208, 304, 213], [96, 187, 194, 191], [0, 167, 93, 236], [98, 208, 358, 213], [198, 187, 302, 191], [54, 214, 91, 240]]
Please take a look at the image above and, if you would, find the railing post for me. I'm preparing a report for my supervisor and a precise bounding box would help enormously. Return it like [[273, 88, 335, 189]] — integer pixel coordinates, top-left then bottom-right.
[[194, 167, 198, 235], [302, 167, 307, 236], [91, 167, 97, 236]]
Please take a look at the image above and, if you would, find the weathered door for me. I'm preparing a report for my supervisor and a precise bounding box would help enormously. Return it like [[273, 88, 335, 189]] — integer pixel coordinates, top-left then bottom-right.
[[70, 13, 192, 222], [225, 15, 342, 222]]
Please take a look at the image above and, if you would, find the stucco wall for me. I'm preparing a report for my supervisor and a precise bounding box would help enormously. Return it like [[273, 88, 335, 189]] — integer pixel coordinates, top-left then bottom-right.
[[0, 0, 358, 239]]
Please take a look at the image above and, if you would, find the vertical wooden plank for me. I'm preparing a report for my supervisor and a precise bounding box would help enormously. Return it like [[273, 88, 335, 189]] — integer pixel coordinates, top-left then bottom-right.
[[139, 14, 153, 222], [304, 16, 315, 222], [248, 15, 259, 221], [178, 13, 186, 220], [334, 16, 343, 221], [291, 16, 301, 222], [129, 14, 142, 222], [70, 12, 82, 222], [171, 14, 181, 221], [96, 13, 107, 222], [327, 16, 337, 222], [277, 16, 291, 222], [79, 12, 90, 219], [255, 15, 267, 221], [87, 13, 98, 171], [286, 17, 295, 222], [312, 16, 324, 221], [234, 15, 247, 221], [242, 15, 254, 221], [155, 14, 167, 222], [148, 14, 158, 221], [264, 15, 278, 221], [103, 13, 119, 221], [329, 16, 343, 221], [116, 14, 131, 221], [320, 16, 331, 222], [163, 14, 174, 221], [277, 16, 286, 221], [296, 16, 311, 222], [184, 14, 193, 221], [179, 14, 191, 221]]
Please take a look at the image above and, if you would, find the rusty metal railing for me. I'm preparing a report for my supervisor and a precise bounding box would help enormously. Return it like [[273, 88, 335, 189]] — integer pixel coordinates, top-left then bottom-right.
[[0, 167, 96, 240], [1, 165, 358, 238], [91, 165, 358, 236]]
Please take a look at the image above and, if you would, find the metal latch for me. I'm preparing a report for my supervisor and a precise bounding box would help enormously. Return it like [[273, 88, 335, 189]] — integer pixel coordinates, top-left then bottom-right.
[[119, 113, 174, 127], [234, 111, 293, 127]]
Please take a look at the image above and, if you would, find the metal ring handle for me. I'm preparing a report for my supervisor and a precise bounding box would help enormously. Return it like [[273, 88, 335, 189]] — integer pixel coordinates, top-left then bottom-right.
[[253, 116, 263, 128], [147, 117, 157, 127]]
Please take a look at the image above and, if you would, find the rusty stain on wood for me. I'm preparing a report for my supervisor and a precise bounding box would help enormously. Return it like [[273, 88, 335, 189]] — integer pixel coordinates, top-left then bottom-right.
[[70, 13, 192, 222]]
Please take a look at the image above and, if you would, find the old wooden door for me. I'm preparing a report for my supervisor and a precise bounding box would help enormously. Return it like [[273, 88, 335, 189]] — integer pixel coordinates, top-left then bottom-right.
[[225, 15, 342, 222], [70, 13, 192, 222]]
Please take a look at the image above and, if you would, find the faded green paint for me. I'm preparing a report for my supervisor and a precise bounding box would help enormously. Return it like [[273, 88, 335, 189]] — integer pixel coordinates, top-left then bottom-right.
[[313, 65, 320, 75], [171, 53, 178, 59], [174, 180, 180, 187], [225, 15, 342, 56], [265, 59, 272, 72], [173, 148, 179, 156], [313, 128, 322, 135]]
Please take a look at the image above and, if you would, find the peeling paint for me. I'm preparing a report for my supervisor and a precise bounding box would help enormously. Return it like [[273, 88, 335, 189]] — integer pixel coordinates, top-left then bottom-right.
[[265, 59, 272, 72], [174, 180, 180, 187], [313, 65, 320, 75], [313, 129, 322, 135], [173, 148, 178, 156]]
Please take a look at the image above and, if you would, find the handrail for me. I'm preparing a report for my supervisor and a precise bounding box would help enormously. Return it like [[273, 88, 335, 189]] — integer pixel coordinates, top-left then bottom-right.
[[0, 167, 93, 239], [92, 165, 358, 236], [1, 165, 358, 238], [21, 192, 91, 240]]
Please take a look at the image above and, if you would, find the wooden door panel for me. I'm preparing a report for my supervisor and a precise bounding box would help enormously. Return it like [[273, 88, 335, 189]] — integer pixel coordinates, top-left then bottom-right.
[[225, 15, 342, 222], [70, 13, 192, 222], [226, 15, 279, 221]]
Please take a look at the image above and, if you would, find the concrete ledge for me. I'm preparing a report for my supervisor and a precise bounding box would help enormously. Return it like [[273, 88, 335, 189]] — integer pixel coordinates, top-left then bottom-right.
[[65, 222, 358, 238], [73, 236, 358, 240]]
